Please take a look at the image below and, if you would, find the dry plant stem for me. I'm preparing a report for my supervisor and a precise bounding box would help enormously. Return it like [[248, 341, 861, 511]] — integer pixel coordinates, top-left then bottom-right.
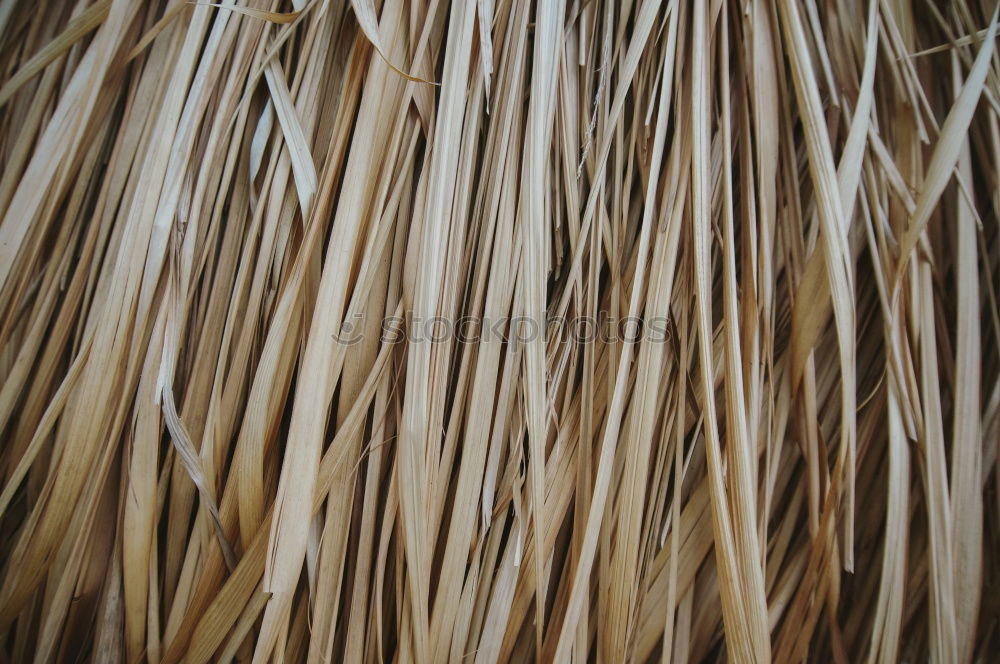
[[0, 0, 998, 662]]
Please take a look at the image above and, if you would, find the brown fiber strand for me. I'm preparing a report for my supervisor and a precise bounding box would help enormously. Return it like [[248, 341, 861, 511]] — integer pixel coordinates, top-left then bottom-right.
[[0, 1, 998, 662]]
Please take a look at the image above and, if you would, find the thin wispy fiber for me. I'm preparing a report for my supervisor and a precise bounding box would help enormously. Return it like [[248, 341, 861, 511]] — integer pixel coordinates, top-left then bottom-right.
[[0, 0, 998, 662]]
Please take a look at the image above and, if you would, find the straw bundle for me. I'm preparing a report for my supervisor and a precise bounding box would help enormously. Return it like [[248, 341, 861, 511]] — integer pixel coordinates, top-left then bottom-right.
[[0, 0, 998, 661]]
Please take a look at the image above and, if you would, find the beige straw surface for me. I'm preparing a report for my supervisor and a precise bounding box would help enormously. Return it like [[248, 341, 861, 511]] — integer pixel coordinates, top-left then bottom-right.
[[0, 0, 998, 661]]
